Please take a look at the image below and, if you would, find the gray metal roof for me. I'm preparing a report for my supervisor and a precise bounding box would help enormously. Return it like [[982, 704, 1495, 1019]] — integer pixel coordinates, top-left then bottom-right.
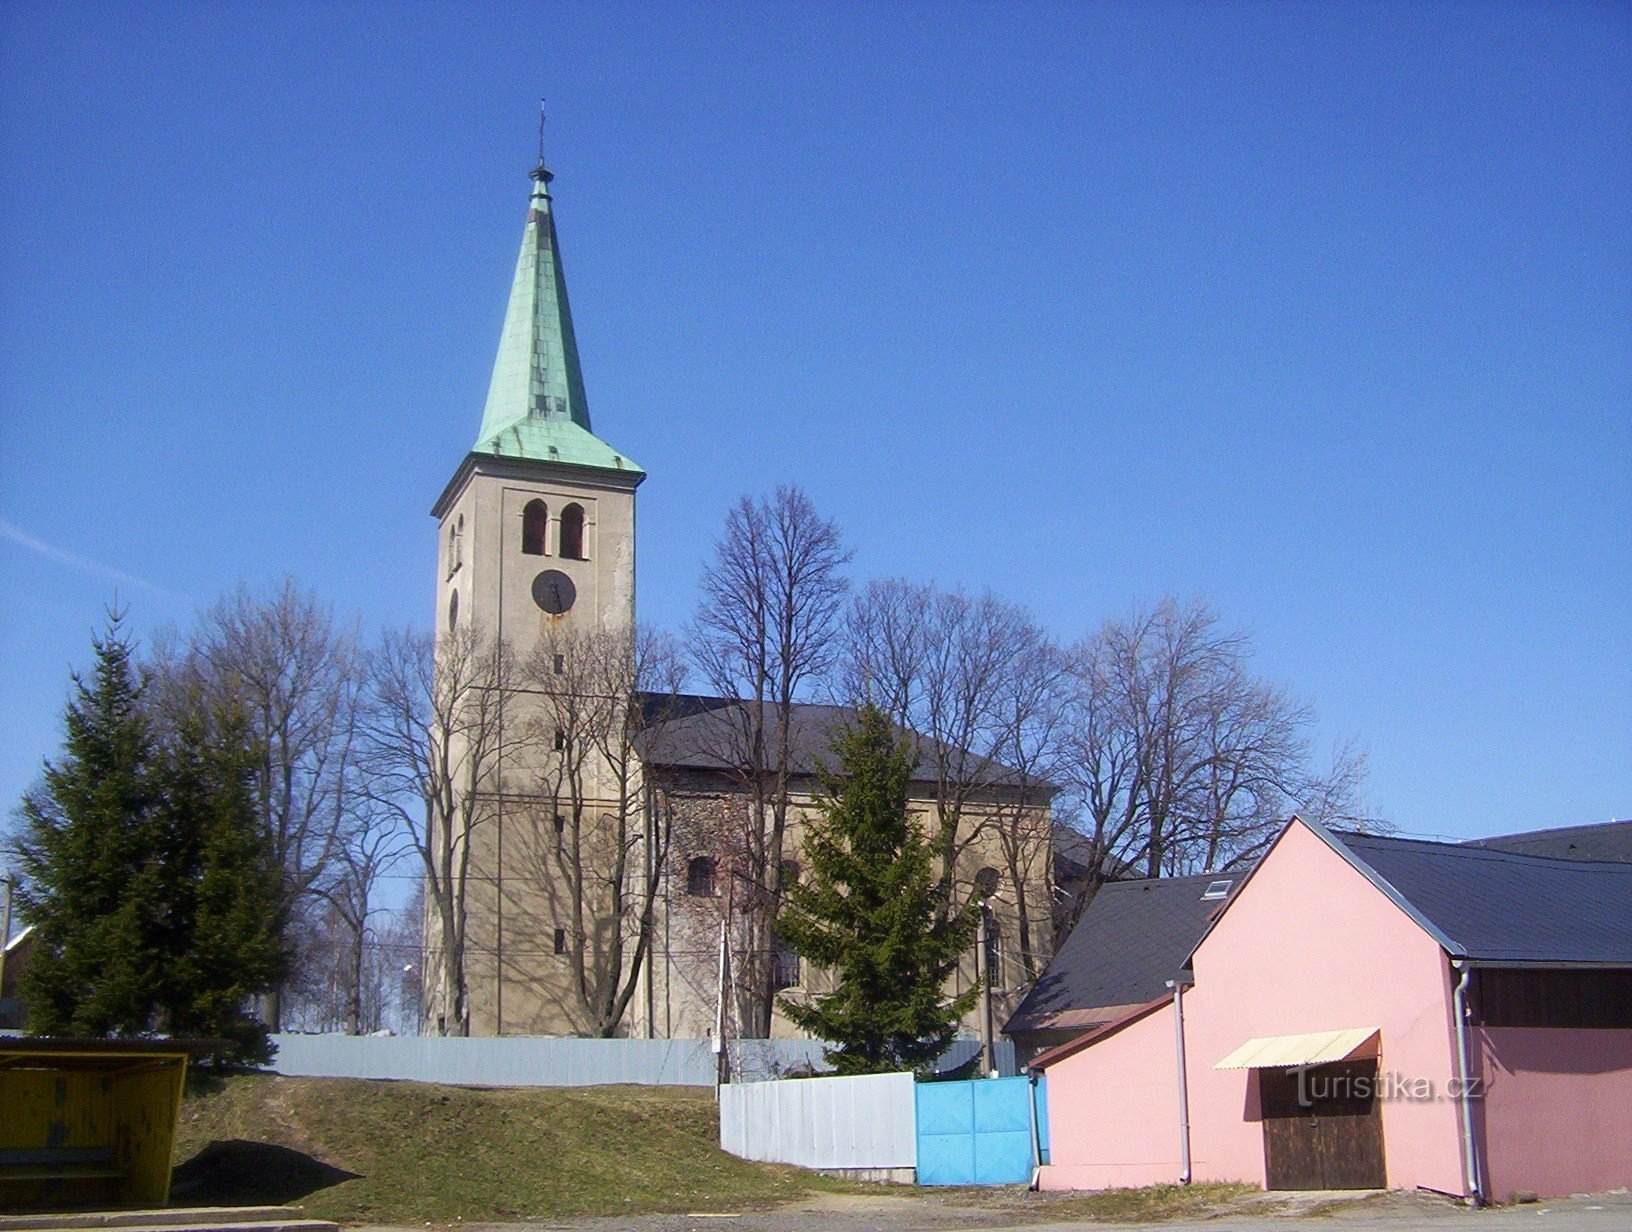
[[1463, 819, 1632, 864], [634, 693, 1050, 792], [1004, 872, 1235, 1035], [1333, 830, 1632, 965]]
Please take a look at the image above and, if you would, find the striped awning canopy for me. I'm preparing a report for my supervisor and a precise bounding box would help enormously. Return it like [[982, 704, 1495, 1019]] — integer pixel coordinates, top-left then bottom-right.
[[1213, 1028, 1379, 1070]]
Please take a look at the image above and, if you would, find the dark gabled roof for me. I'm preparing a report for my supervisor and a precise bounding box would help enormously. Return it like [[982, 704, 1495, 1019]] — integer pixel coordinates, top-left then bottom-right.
[[1331, 829, 1632, 966], [1463, 819, 1632, 864], [1027, 998, 1169, 1072], [1004, 871, 1239, 1036], [633, 692, 1051, 793]]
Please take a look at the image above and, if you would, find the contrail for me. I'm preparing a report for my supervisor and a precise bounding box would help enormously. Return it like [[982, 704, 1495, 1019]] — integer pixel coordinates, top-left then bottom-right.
[[0, 516, 171, 599]]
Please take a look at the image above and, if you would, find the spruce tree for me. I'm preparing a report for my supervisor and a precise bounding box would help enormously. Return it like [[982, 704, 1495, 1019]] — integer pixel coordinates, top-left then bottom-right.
[[11, 614, 288, 1065], [152, 698, 288, 1066], [12, 614, 167, 1035], [776, 704, 978, 1074]]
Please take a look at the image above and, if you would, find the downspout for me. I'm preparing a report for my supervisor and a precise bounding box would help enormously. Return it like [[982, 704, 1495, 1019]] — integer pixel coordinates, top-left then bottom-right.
[[1167, 978, 1192, 1185], [1027, 1069, 1042, 1190], [1451, 962, 1484, 1207]]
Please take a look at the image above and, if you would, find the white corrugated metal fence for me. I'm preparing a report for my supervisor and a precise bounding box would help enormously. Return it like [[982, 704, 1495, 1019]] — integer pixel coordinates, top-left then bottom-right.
[[719, 1070, 917, 1171]]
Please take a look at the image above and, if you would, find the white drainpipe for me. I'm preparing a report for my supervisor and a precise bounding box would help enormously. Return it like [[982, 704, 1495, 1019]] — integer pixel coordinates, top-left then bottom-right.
[[1452, 962, 1484, 1207], [1167, 978, 1192, 1185]]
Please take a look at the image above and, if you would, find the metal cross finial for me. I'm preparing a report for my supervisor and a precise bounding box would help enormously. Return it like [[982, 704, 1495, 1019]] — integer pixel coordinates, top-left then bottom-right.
[[531, 97, 555, 189]]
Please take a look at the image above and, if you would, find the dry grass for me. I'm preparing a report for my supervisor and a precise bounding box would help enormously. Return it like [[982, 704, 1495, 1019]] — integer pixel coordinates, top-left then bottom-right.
[[173, 1073, 835, 1223]]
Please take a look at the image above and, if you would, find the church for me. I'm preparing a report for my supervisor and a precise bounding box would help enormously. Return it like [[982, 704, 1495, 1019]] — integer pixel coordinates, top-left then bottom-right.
[[426, 141, 1055, 1042]]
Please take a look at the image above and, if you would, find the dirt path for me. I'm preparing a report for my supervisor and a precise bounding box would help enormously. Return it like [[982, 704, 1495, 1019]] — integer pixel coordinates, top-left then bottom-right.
[[385, 1187, 1631, 1232]]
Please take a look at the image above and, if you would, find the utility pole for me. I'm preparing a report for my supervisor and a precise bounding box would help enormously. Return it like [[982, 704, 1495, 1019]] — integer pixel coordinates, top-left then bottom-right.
[[976, 901, 995, 1076], [0, 875, 13, 1013], [713, 918, 732, 1087]]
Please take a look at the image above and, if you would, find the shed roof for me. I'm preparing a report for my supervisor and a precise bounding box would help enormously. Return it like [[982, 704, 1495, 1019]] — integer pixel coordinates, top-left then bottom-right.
[[1004, 871, 1234, 1036]]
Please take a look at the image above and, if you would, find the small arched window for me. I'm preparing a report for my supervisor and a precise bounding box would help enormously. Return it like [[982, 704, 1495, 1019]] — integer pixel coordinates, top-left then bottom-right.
[[522, 499, 548, 556], [686, 856, 717, 898], [446, 514, 465, 577], [559, 503, 586, 560], [447, 589, 459, 631], [973, 867, 1000, 900], [779, 860, 800, 891]]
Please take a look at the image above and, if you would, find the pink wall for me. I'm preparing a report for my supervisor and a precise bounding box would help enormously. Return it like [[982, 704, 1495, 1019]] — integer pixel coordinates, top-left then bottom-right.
[[1180, 821, 1465, 1193], [1039, 819, 1470, 1195], [1478, 1026, 1632, 1199], [1037, 1004, 1184, 1191]]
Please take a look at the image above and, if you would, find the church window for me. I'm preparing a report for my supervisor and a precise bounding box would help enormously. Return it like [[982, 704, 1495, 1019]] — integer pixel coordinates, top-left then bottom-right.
[[686, 856, 717, 898], [553, 927, 567, 955], [559, 503, 586, 560], [553, 653, 565, 675], [973, 866, 1000, 900], [554, 727, 567, 752], [447, 589, 459, 631], [447, 515, 464, 577], [772, 931, 800, 992], [779, 860, 800, 890], [553, 812, 565, 835], [522, 499, 549, 555], [984, 916, 1004, 987]]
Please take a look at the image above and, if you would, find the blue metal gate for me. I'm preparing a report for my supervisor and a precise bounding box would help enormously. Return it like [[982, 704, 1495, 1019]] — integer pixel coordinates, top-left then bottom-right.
[[914, 1075, 1047, 1185]]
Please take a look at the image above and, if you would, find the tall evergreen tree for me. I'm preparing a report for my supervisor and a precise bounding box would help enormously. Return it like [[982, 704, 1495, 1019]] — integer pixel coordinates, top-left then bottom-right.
[[776, 704, 978, 1073], [10, 613, 287, 1064], [12, 614, 167, 1035], [152, 697, 289, 1065]]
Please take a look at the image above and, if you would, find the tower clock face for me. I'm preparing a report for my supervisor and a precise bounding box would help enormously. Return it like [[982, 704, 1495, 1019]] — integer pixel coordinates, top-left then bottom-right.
[[531, 569, 577, 615]]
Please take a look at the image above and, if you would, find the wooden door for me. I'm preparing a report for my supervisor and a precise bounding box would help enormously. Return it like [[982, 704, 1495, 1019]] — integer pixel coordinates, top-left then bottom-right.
[[1260, 1060, 1386, 1190]]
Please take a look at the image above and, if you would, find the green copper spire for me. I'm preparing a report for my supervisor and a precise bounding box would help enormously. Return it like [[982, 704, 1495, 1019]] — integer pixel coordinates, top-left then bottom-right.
[[473, 122, 642, 475]]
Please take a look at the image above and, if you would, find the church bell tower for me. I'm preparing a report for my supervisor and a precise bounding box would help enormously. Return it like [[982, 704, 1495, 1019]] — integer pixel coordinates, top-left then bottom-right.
[[432, 136, 642, 657], [428, 126, 645, 1036]]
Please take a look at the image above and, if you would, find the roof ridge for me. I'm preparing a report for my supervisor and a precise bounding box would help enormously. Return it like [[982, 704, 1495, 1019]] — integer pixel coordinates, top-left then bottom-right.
[[1343, 828, 1632, 870]]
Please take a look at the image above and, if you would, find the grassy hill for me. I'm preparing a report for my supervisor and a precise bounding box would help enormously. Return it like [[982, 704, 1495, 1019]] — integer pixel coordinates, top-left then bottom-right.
[[173, 1074, 830, 1223]]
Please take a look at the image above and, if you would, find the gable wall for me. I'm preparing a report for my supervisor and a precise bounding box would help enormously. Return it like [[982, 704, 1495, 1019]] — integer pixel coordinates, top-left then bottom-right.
[[1180, 820, 1464, 1192]]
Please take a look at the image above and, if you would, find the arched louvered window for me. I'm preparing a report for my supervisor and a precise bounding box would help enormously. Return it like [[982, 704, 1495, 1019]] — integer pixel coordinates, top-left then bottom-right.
[[559, 503, 586, 560], [522, 499, 548, 555]]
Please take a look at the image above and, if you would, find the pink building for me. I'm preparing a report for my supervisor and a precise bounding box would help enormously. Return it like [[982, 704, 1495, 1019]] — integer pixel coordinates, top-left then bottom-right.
[[1032, 817, 1632, 1201]]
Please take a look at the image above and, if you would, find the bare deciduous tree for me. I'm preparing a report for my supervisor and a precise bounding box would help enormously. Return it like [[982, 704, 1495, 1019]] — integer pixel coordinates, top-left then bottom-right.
[[153, 578, 365, 1028], [284, 894, 423, 1036], [359, 626, 519, 1036], [522, 625, 685, 1036], [840, 580, 1064, 981], [688, 486, 850, 1037], [312, 799, 410, 1034], [1055, 596, 1371, 938]]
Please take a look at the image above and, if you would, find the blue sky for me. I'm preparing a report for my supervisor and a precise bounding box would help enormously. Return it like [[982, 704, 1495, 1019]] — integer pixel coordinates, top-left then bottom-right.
[[2, 1, 1627, 842]]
